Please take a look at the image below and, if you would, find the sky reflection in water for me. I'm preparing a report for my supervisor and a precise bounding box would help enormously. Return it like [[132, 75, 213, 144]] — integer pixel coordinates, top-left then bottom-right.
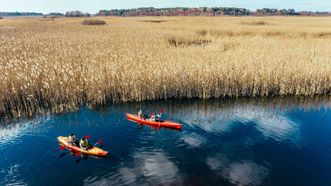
[[0, 97, 331, 186]]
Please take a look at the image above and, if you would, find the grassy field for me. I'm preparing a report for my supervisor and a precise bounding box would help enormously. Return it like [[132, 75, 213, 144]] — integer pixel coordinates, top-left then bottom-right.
[[0, 16, 331, 118]]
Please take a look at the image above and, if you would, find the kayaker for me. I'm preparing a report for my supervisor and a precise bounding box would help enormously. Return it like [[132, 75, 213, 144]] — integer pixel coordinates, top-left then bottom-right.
[[155, 112, 162, 121], [79, 137, 90, 150], [138, 109, 148, 119], [68, 133, 78, 146], [138, 109, 143, 118], [149, 112, 156, 121]]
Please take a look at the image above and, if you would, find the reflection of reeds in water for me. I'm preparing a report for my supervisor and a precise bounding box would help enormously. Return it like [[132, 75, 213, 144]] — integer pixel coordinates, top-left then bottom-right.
[[161, 96, 331, 120], [94, 96, 331, 125], [159, 97, 329, 143], [1, 17, 331, 118], [12, 96, 328, 130]]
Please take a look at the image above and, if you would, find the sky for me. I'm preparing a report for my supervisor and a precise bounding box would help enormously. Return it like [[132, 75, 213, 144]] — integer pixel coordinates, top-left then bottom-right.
[[0, 0, 330, 14]]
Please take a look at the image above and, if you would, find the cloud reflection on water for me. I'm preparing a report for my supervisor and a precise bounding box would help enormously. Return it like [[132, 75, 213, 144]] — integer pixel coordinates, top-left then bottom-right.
[[84, 150, 181, 186], [180, 132, 206, 148], [207, 155, 269, 186], [225, 161, 269, 186], [179, 103, 299, 144], [233, 107, 299, 143]]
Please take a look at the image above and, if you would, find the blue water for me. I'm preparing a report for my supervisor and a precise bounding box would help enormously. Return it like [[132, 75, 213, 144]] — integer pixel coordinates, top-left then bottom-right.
[[1, 98, 331, 186]]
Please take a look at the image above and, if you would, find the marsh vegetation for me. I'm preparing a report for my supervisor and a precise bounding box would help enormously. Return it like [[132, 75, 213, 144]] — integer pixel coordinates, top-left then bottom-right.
[[81, 19, 106, 25], [0, 17, 331, 118]]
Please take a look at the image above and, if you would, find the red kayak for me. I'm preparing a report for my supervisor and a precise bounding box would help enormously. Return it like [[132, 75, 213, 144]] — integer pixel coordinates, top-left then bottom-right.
[[126, 113, 182, 130]]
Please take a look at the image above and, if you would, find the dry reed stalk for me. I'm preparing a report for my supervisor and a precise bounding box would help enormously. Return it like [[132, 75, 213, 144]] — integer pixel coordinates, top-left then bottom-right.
[[0, 16, 331, 118]]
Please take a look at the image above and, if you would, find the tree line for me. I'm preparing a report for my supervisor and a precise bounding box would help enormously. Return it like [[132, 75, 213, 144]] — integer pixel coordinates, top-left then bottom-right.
[[1, 8, 330, 17], [98, 7, 331, 16], [0, 12, 42, 16]]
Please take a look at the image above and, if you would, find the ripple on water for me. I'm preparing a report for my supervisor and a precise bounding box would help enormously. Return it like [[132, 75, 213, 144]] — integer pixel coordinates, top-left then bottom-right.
[[0, 122, 31, 146], [0, 164, 27, 186], [181, 117, 235, 135], [0, 116, 50, 147]]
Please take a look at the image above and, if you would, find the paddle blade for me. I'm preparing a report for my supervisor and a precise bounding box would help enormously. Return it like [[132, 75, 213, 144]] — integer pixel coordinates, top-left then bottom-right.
[[74, 151, 81, 157], [59, 152, 67, 157], [85, 135, 91, 140], [59, 145, 65, 151]]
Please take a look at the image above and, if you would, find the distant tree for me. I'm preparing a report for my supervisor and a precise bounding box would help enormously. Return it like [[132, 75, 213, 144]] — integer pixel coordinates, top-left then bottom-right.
[[65, 11, 90, 17], [44, 12, 64, 18], [94, 7, 330, 17]]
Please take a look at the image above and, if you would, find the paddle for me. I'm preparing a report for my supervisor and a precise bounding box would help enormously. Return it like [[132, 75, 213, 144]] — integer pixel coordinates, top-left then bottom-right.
[[92, 139, 103, 148], [83, 135, 103, 147], [84, 135, 102, 145], [59, 145, 66, 151], [59, 152, 67, 157], [154, 108, 164, 122], [85, 135, 91, 140], [95, 139, 103, 146], [73, 151, 81, 157]]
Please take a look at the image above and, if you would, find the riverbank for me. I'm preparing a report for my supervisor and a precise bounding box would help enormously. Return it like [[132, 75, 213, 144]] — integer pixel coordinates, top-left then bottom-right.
[[0, 16, 331, 118]]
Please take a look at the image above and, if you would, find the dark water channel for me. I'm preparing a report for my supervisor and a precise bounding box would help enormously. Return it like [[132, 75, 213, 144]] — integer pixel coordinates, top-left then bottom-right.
[[1, 97, 331, 186]]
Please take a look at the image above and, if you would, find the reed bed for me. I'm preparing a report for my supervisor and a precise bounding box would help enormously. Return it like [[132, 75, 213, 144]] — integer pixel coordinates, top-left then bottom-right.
[[240, 21, 268, 26], [0, 16, 331, 118], [81, 19, 106, 25]]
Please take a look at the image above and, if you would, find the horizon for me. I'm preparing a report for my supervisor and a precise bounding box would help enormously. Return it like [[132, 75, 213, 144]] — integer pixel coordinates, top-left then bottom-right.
[[0, 0, 330, 14]]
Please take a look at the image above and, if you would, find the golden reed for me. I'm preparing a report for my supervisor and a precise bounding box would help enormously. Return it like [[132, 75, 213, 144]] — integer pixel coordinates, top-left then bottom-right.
[[0, 16, 330, 118]]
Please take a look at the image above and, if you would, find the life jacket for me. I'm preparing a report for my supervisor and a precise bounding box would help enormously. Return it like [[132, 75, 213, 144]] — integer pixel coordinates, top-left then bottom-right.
[[69, 136, 75, 141], [80, 139, 89, 147]]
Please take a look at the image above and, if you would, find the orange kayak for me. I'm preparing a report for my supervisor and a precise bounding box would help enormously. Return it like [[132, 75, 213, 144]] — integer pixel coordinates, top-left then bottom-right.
[[126, 113, 182, 130], [57, 136, 108, 157]]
